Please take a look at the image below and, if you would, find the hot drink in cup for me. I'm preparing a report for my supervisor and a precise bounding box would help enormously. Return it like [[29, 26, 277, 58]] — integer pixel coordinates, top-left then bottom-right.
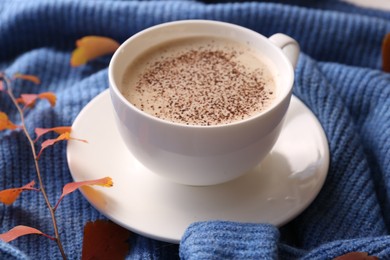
[[121, 36, 276, 126], [109, 20, 299, 186]]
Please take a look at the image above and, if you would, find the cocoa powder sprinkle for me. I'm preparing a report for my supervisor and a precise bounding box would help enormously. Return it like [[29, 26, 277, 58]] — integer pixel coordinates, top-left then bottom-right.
[[124, 37, 276, 126]]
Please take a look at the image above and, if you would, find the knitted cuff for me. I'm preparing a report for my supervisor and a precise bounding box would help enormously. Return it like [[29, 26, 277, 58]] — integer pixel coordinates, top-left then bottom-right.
[[179, 221, 279, 260]]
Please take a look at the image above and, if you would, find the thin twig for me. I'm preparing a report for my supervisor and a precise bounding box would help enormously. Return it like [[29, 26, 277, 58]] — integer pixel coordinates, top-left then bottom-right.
[[3, 76, 67, 260]]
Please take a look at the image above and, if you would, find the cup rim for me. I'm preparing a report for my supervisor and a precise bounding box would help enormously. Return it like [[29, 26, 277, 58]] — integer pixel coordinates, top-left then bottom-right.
[[109, 19, 295, 129]]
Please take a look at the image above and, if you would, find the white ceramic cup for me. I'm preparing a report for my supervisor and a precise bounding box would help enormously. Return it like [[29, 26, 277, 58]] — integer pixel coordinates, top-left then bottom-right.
[[109, 20, 299, 186]]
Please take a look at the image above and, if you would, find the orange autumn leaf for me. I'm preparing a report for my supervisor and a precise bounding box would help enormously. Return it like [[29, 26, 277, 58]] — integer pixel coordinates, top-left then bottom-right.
[[38, 92, 56, 107], [0, 112, 18, 131], [82, 220, 131, 260], [18, 92, 57, 108], [36, 131, 87, 159], [0, 181, 37, 205], [13, 73, 41, 84], [71, 36, 120, 67], [54, 177, 113, 210], [0, 225, 50, 243], [34, 126, 72, 142]]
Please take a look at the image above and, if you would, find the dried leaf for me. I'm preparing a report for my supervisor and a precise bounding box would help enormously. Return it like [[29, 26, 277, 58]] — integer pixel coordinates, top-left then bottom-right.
[[13, 73, 41, 84], [0, 181, 37, 205], [0, 225, 46, 242], [64, 177, 113, 193], [18, 92, 57, 108], [38, 92, 56, 107], [54, 177, 113, 210], [18, 94, 39, 107], [36, 132, 87, 159], [82, 220, 131, 260], [0, 111, 18, 131], [71, 36, 120, 67], [34, 126, 72, 142], [382, 33, 390, 72], [334, 252, 379, 260]]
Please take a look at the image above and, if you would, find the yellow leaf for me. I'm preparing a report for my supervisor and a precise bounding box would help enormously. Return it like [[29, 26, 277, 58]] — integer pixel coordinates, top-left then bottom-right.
[[0, 112, 18, 131], [13, 73, 41, 84], [70, 36, 120, 67], [38, 92, 57, 107], [34, 126, 72, 142], [0, 181, 36, 205]]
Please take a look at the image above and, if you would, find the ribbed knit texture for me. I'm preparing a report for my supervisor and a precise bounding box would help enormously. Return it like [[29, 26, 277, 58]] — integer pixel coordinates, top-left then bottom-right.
[[0, 0, 389, 259], [180, 222, 279, 259]]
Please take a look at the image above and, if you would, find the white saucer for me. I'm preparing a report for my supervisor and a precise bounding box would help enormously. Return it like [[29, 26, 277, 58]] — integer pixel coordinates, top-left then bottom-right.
[[67, 89, 329, 244]]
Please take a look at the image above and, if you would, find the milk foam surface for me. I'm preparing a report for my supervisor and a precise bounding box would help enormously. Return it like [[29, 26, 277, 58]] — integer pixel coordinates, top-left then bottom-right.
[[121, 37, 276, 126]]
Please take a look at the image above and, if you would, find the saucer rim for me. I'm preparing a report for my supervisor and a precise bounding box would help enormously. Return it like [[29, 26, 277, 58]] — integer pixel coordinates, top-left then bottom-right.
[[67, 89, 329, 243]]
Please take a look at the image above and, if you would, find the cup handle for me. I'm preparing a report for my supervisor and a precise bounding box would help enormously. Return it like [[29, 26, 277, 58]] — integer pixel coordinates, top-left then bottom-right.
[[269, 33, 300, 68]]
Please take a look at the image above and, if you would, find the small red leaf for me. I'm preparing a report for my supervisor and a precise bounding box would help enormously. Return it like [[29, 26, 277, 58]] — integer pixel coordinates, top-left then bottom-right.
[[18, 94, 39, 107], [64, 177, 113, 194], [13, 73, 41, 84], [54, 177, 113, 210], [82, 220, 131, 260], [36, 132, 87, 159], [0, 112, 18, 131], [71, 36, 120, 67], [0, 225, 46, 242], [0, 181, 37, 205], [18, 92, 57, 108], [34, 126, 72, 142]]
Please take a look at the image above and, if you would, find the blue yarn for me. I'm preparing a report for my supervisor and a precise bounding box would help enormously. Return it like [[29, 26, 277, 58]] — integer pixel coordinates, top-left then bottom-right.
[[180, 222, 279, 260], [0, 241, 29, 260], [0, 0, 389, 259]]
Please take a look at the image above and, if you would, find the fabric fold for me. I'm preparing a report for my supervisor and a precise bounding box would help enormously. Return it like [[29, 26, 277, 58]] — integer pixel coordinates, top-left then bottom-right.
[[0, 241, 28, 260], [180, 221, 279, 260]]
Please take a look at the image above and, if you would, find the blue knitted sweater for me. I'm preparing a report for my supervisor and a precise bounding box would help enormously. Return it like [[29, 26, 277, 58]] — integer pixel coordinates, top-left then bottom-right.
[[1, 0, 390, 259]]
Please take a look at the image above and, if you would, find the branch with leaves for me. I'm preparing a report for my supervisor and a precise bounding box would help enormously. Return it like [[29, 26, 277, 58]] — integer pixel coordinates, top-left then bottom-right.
[[0, 36, 121, 259]]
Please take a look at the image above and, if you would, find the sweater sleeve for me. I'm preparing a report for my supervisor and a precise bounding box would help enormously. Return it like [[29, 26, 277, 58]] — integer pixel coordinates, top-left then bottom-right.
[[181, 221, 390, 259], [180, 221, 279, 260]]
